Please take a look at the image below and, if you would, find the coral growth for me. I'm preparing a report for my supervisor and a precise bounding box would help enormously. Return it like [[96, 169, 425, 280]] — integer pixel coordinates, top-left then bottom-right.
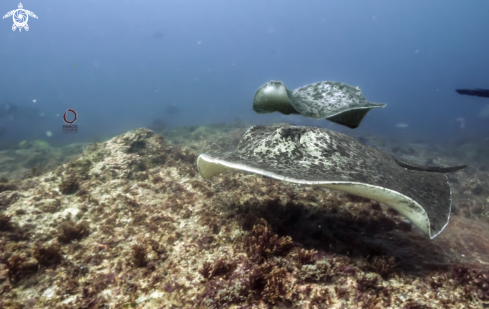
[[295, 248, 317, 266], [451, 264, 489, 301], [199, 257, 236, 280], [363, 255, 397, 279], [0, 182, 17, 193], [243, 219, 294, 263]]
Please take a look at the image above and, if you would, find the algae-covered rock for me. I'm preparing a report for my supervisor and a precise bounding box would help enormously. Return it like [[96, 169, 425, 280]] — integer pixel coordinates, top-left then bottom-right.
[[59, 177, 79, 195], [0, 182, 17, 193], [39, 198, 61, 213], [68, 158, 92, 180], [0, 191, 20, 208], [1, 140, 86, 181], [0, 124, 487, 308]]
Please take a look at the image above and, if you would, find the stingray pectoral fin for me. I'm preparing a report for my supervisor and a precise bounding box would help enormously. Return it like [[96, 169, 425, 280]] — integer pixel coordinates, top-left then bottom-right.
[[198, 156, 444, 238], [326, 108, 372, 129], [394, 157, 467, 173], [320, 183, 434, 237], [325, 102, 386, 128], [198, 153, 444, 239], [197, 155, 234, 179]]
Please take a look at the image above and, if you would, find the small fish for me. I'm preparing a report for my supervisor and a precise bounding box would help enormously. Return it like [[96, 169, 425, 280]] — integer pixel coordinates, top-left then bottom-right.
[[32, 99, 36, 103], [396, 123, 409, 128]]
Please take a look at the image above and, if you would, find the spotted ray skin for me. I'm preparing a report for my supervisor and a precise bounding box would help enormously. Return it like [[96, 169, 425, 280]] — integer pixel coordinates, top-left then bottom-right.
[[198, 123, 466, 238]]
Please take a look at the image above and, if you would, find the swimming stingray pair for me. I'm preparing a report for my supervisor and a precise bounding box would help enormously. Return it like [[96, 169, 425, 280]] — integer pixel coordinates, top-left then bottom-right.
[[196, 81, 466, 239]]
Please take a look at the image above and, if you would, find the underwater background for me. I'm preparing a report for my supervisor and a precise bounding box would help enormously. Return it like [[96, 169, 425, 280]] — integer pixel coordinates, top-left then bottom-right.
[[1, 0, 489, 145], [1, 1, 489, 308]]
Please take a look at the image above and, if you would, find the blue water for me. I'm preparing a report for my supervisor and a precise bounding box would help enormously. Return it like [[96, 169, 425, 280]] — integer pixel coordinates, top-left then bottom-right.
[[1, 0, 489, 146]]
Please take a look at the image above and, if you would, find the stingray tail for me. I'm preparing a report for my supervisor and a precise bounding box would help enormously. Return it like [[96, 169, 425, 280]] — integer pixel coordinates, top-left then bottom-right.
[[393, 157, 467, 173]]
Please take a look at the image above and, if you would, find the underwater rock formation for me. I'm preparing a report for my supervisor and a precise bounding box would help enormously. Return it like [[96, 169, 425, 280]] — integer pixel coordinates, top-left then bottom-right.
[[0, 140, 86, 181]]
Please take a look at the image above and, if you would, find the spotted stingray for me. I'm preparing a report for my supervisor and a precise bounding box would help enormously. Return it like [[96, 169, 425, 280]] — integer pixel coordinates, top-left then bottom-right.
[[197, 123, 466, 239], [253, 81, 386, 128]]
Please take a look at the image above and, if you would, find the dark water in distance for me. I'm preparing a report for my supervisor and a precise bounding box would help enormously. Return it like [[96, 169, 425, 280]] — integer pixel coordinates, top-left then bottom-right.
[[1, 0, 489, 146]]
